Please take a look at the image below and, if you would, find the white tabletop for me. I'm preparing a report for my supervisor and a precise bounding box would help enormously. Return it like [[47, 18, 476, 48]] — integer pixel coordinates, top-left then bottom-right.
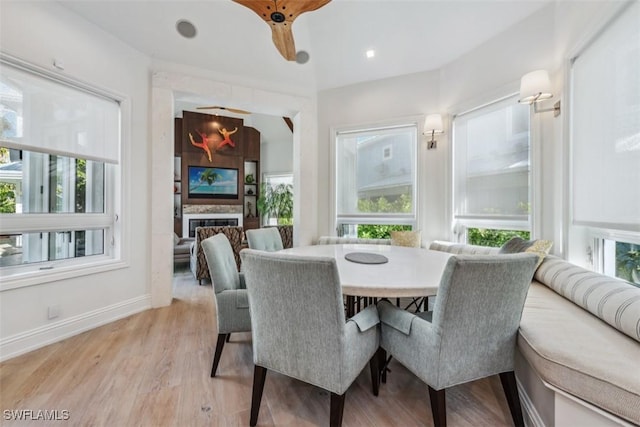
[[280, 244, 452, 298]]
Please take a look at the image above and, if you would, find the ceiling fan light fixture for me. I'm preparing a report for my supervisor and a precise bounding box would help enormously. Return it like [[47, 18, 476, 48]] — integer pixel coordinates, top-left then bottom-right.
[[232, 0, 331, 61], [295, 50, 310, 64], [176, 19, 197, 39]]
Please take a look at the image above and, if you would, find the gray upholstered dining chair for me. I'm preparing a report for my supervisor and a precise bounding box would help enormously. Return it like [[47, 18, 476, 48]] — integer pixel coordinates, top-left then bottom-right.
[[201, 234, 252, 377], [378, 253, 538, 427], [240, 249, 381, 427], [245, 227, 284, 252]]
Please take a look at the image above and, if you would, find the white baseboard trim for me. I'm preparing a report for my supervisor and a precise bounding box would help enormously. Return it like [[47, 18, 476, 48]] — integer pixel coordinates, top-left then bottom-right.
[[517, 377, 546, 427], [0, 294, 152, 362]]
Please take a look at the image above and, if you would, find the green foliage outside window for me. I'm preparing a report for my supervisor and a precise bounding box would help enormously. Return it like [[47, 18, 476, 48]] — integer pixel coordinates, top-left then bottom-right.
[[76, 159, 86, 213], [358, 224, 411, 239], [616, 242, 640, 285], [257, 182, 293, 225], [0, 183, 15, 213], [467, 228, 530, 247], [355, 194, 412, 238], [357, 193, 412, 214], [0, 147, 15, 213]]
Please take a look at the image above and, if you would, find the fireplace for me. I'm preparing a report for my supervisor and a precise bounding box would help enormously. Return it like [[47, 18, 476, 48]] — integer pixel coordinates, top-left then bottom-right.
[[182, 213, 244, 238]]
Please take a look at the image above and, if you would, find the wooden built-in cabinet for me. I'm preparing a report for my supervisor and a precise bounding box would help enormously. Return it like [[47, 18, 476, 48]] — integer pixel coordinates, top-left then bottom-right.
[[173, 113, 261, 235], [174, 118, 183, 236]]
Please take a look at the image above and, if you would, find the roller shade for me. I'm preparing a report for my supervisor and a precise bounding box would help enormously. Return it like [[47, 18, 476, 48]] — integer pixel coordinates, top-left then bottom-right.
[[0, 60, 120, 164], [571, 2, 640, 232], [453, 95, 530, 223]]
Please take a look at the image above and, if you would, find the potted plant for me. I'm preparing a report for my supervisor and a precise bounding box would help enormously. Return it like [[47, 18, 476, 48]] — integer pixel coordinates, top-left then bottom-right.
[[257, 182, 293, 225]]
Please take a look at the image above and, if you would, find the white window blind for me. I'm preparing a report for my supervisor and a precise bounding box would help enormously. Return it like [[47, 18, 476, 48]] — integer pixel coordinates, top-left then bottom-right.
[[1, 59, 120, 164], [453, 95, 530, 225], [335, 123, 417, 226], [571, 2, 640, 232]]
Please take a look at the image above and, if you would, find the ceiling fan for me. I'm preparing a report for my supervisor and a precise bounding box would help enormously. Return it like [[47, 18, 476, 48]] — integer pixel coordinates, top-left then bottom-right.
[[232, 0, 331, 61], [196, 106, 252, 114]]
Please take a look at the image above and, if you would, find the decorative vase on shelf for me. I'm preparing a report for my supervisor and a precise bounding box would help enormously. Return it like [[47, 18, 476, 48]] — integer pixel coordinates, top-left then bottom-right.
[[247, 189, 254, 195], [245, 174, 254, 184]]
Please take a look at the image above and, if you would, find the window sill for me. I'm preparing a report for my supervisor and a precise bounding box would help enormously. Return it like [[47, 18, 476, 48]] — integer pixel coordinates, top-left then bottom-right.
[[0, 258, 129, 292]]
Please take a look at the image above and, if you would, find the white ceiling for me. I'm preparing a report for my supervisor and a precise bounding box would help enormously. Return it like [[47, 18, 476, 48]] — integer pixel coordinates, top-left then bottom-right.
[[59, 0, 551, 91], [58, 0, 551, 146]]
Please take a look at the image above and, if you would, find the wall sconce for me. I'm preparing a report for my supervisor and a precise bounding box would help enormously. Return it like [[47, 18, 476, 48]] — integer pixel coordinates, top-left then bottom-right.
[[423, 114, 443, 150], [518, 69, 561, 116]]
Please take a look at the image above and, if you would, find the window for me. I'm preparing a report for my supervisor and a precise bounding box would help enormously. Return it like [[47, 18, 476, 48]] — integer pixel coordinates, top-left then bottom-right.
[[603, 239, 640, 287], [334, 122, 417, 237], [261, 173, 293, 226], [382, 145, 392, 160], [0, 56, 121, 285], [453, 95, 531, 243], [570, 2, 640, 280], [466, 228, 530, 248]]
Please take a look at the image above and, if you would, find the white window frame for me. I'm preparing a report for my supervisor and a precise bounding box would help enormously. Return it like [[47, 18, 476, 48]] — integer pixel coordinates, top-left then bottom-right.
[[0, 54, 127, 290], [452, 93, 533, 243], [330, 117, 420, 235], [590, 229, 640, 285]]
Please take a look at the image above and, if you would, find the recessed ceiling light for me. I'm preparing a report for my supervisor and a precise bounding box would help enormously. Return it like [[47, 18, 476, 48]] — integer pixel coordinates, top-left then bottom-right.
[[176, 20, 197, 39], [366, 49, 375, 59]]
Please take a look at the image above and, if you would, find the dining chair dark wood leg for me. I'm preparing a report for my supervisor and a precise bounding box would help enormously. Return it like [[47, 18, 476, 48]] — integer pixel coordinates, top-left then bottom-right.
[[369, 351, 380, 396], [330, 392, 346, 427], [378, 348, 388, 383], [499, 371, 525, 427], [210, 333, 227, 377], [250, 365, 268, 426], [428, 386, 447, 427], [225, 333, 231, 342]]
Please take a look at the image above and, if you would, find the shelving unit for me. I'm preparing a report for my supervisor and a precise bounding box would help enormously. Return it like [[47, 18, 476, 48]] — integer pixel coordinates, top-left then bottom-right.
[[174, 156, 182, 235], [243, 160, 259, 231]]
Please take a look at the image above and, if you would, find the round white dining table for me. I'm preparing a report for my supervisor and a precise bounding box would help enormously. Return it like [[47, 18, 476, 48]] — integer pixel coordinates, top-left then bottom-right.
[[279, 244, 453, 299]]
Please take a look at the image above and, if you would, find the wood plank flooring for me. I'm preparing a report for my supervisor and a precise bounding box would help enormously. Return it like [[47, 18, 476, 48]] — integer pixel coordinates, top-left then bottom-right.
[[0, 265, 515, 426]]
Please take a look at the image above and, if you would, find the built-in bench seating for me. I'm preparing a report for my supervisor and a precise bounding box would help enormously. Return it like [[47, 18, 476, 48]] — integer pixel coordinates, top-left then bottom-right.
[[429, 240, 640, 426]]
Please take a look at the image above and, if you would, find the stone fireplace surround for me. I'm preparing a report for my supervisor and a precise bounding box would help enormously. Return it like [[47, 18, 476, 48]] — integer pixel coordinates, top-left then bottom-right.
[[182, 204, 243, 238]]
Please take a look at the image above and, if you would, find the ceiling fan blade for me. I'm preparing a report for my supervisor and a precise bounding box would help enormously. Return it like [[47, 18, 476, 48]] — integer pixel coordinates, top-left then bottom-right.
[[196, 106, 251, 114], [271, 25, 296, 61], [233, 0, 331, 61]]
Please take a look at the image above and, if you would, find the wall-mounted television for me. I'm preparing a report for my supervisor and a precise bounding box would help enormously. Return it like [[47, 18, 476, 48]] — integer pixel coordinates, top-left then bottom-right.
[[187, 166, 239, 199]]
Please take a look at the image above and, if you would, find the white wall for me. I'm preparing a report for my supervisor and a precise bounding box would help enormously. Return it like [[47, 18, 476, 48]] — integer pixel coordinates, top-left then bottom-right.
[[316, 1, 626, 255], [261, 139, 294, 176], [0, 1, 152, 360], [253, 114, 294, 176], [318, 69, 441, 240], [316, 6, 558, 243]]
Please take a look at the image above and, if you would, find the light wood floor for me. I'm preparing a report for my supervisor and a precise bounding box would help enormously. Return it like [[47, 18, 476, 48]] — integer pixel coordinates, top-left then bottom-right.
[[0, 265, 515, 426]]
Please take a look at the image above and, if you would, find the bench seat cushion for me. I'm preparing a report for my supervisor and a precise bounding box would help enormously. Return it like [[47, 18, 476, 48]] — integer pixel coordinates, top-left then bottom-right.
[[316, 236, 391, 245], [429, 240, 499, 255], [519, 282, 640, 425], [534, 255, 640, 343]]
